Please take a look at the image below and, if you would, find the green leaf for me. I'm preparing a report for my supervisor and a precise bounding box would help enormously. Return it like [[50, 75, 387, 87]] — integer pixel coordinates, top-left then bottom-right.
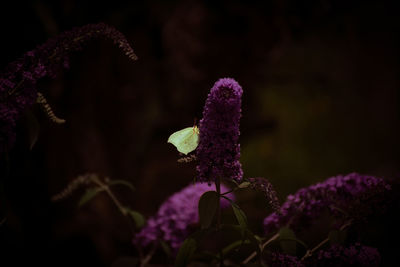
[[124, 208, 145, 228], [222, 239, 251, 256], [245, 229, 262, 258], [25, 110, 40, 150], [175, 237, 197, 267], [278, 227, 297, 255], [221, 224, 261, 259], [160, 240, 172, 257], [108, 180, 135, 192], [231, 202, 248, 228], [328, 229, 347, 245], [78, 188, 103, 207], [168, 126, 199, 155], [238, 181, 251, 189], [198, 191, 219, 229]]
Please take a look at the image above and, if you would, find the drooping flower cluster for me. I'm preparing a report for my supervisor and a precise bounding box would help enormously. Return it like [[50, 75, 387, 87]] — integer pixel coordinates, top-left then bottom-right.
[[263, 173, 391, 234], [196, 78, 243, 183], [0, 23, 137, 153], [134, 182, 234, 253], [308, 243, 380, 266], [248, 177, 281, 212]]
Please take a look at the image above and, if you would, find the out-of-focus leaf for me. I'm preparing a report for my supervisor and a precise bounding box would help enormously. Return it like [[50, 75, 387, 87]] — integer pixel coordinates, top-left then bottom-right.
[[124, 208, 145, 228], [198, 191, 219, 229], [222, 239, 251, 256], [221, 224, 261, 259], [78, 188, 103, 207], [160, 240, 172, 257], [238, 181, 251, 189], [108, 180, 135, 192], [278, 227, 297, 255], [175, 237, 197, 267], [231, 202, 248, 229]]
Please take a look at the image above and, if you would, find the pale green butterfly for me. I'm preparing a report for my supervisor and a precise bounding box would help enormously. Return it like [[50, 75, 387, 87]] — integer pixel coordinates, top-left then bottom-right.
[[167, 125, 200, 155]]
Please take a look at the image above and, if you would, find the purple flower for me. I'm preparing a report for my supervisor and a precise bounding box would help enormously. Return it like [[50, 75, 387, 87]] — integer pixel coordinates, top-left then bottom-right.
[[269, 253, 304, 267], [263, 173, 391, 234], [309, 243, 380, 266], [0, 23, 137, 153], [248, 177, 281, 212], [196, 78, 243, 183], [133, 182, 234, 253]]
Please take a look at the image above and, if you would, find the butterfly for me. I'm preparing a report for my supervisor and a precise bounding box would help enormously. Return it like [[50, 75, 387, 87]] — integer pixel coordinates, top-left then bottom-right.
[[168, 125, 200, 155]]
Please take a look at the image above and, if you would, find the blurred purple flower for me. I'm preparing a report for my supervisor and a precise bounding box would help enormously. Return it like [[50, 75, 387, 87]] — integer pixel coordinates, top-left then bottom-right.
[[263, 173, 391, 234], [196, 78, 243, 183], [0, 23, 137, 153], [133, 182, 234, 253]]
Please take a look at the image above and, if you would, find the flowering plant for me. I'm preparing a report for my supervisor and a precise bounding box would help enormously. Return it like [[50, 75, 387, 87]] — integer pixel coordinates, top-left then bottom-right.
[[0, 23, 397, 267]]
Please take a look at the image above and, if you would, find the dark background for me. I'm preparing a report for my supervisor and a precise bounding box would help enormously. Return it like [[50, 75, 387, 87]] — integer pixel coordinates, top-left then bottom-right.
[[0, 0, 399, 266]]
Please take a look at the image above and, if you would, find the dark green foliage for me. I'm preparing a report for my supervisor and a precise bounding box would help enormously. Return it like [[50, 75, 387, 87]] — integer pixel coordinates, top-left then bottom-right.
[[198, 191, 219, 229]]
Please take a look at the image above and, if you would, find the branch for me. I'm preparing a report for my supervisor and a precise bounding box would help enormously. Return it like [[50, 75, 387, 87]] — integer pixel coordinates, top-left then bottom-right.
[[301, 220, 353, 261], [242, 232, 280, 264]]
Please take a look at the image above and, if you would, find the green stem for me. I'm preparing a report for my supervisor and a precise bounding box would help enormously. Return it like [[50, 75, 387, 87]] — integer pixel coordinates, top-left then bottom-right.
[[215, 178, 224, 266], [242, 232, 280, 264], [90, 176, 136, 234], [301, 219, 353, 261]]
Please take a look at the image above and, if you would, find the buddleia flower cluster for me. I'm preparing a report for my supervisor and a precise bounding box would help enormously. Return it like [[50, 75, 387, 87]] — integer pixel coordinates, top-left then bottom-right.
[[248, 177, 281, 212], [263, 173, 391, 234], [0, 23, 137, 153], [196, 78, 243, 183], [133, 182, 234, 253]]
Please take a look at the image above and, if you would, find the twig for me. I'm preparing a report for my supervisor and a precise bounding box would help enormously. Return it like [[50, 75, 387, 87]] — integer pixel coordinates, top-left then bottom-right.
[[140, 242, 158, 267], [301, 219, 353, 261], [90, 175, 127, 216], [242, 232, 280, 265]]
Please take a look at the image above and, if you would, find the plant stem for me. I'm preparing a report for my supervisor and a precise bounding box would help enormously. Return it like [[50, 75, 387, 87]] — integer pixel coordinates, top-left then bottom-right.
[[242, 232, 280, 264], [140, 242, 158, 267], [90, 175, 135, 234], [301, 219, 353, 261], [215, 178, 224, 266], [91, 176, 126, 215]]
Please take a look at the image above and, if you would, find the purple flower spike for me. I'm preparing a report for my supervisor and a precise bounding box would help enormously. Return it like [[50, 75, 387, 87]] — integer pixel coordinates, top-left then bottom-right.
[[0, 23, 137, 153], [263, 173, 391, 234], [133, 182, 234, 253], [196, 78, 243, 183]]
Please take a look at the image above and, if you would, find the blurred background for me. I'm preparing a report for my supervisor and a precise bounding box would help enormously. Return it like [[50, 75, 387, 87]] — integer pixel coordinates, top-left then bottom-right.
[[0, 0, 399, 266]]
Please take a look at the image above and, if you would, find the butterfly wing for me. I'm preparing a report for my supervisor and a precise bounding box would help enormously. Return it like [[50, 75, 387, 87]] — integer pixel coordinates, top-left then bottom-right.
[[168, 126, 199, 155]]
